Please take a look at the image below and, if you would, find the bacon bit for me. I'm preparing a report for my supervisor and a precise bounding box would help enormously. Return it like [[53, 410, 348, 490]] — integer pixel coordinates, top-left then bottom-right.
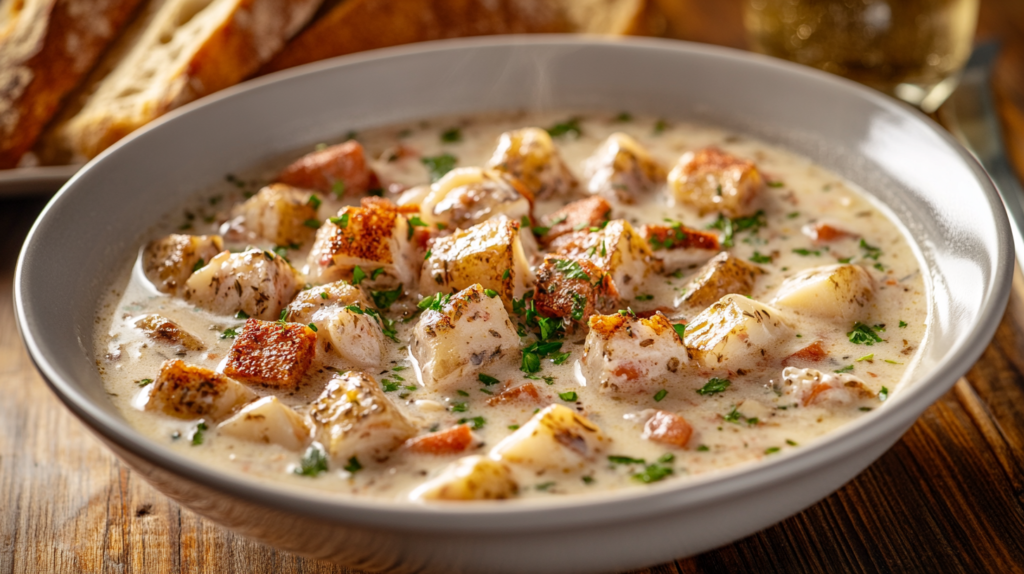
[[802, 222, 855, 243], [277, 141, 372, 195], [782, 341, 827, 366], [642, 410, 693, 448], [405, 424, 473, 455], [538, 196, 612, 245], [486, 383, 541, 406]]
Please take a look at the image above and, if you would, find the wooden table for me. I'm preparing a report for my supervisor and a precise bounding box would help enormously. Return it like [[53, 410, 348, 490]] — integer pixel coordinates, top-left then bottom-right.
[[5, 1, 1024, 572]]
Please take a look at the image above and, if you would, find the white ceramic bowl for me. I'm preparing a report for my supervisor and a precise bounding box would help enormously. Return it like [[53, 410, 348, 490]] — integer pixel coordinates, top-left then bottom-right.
[[15, 37, 1013, 573]]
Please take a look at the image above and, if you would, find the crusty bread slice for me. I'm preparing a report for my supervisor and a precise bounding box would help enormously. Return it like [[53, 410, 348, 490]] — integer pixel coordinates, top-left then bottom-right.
[[0, 0, 145, 168], [261, 0, 663, 75], [38, 0, 322, 162]]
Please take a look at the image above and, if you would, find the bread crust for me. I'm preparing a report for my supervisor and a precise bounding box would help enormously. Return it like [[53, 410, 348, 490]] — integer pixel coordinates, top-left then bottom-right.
[[261, 0, 571, 74], [39, 0, 322, 162], [0, 0, 145, 168]]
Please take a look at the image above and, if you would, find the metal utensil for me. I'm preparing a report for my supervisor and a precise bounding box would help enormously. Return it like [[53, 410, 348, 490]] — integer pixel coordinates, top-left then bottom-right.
[[941, 41, 1024, 266]]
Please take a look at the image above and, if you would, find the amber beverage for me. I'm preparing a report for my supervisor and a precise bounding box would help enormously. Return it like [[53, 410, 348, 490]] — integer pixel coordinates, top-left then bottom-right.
[[744, 0, 978, 111]]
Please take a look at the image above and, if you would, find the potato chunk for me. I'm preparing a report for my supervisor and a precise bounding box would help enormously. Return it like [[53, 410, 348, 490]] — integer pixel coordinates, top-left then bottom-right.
[[133, 314, 205, 351], [490, 404, 608, 474], [218, 396, 311, 451], [642, 410, 693, 448], [306, 198, 416, 289], [668, 147, 764, 217], [537, 196, 612, 246], [308, 371, 417, 464], [534, 256, 617, 324], [684, 295, 794, 371], [145, 359, 255, 421], [223, 319, 317, 388], [276, 140, 372, 197], [582, 313, 689, 394], [582, 132, 667, 203], [229, 184, 319, 247], [550, 220, 660, 300], [284, 281, 370, 324], [677, 252, 764, 309], [640, 223, 720, 270], [285, 283, 385, 369], [184, 248, 299, 320], [487, 127, 578, 200], [420, 218, 532, 305], [410, 455, 518, 501], [420, 167, 533, 230], [779, 367, 876, 407], [411, 284, 519, 391], [143, 234, 224, 295], [771, 264, 875, 322]]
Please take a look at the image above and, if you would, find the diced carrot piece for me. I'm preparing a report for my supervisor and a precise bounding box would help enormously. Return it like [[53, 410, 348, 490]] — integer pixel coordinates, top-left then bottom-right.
[[486, 383, 541, 407], [782, 341, 827, 366], [405, 424, 474, 455], [277, 141, 372, 196], [803, 222, 855, 243], [642, 410, 693, 448], [611, 363, 643, 382]]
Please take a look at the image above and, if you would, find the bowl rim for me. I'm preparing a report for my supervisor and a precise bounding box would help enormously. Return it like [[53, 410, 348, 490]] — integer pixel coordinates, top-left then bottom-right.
[[15, 34, 1014, 533]]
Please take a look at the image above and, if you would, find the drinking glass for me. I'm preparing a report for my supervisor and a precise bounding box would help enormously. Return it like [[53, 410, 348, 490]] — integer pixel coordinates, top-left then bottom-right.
[[744, 0, 979, 112]]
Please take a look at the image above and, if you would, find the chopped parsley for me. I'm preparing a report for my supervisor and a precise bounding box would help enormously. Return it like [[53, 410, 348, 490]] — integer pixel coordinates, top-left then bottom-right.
[[750, 251, 773, 264], [294, 444, 329, 477], [653, 389, 668, 402], [458, 416, 486, 429], [653, 119, 668, 134], [343, 456, 363, 474], [421, 153, 458, 182], [767, 181, 786, 188], [521, 340, 563, 373], [418, 292, 451, 312], [478, 373, 500, 386], [558, 391, 578, 402], [424, 249, 432, 260], [440, 127, 462, 143], [502, 269, 511, 280], [635, 293, 654, 301], [235, 310, 249, 319], [899, 320, 908, 328], [615, 112, 633, 122], [879, 386, 890, 401], [382, 380, 401, 392], [192, 258, 206, 272], [450, 402, 468, 412], [834, 365, 854, 374], [633, 464, 673, 483], [765, 447, 781, 454], [484, 289, 499, 298], [723, 406, 744, 423], [329, 213, 350, 228], [220, 328, 238, 339], [570, 292, 587, 322], [307, 194, 322, 209], [608, 455, 645, 465], [553, 259, 591, 281], [792, 248, 821, 256], [351, 265, 366, 285], [856, 354, 874, 362], [696, 444, 710, 452], [860, 239, 882, 260], [307, 323, 318, 332], [848, 322, 885, 345], [370, 284, 403, 309], [190, 421, 207, 446], [708, 210, 766, 248], [550, 351, 571, 365], [535, 482, 556, 491], [303, 218, 321, 229], [547, 118, 582, 138], [697, 378, 731, 396], [135, 378, 152, 387], [332, 180, 346, 198], [672, 323, 686, 342], [786, 439, 798, 446]]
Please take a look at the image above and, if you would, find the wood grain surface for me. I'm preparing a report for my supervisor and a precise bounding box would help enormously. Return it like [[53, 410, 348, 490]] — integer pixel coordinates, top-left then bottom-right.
[[5, 1, 1024, 572]]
